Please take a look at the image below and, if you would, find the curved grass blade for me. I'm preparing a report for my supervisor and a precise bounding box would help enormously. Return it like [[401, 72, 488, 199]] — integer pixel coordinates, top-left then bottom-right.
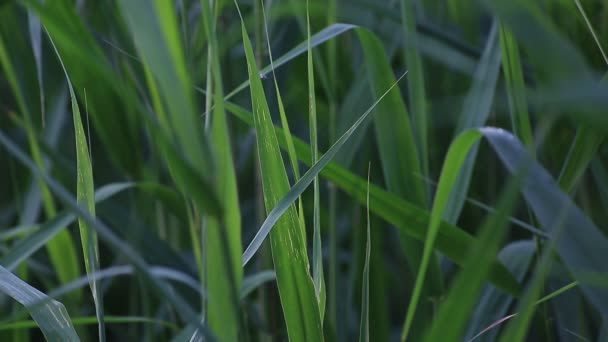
[[482, 127, 608, 317], [48, 33, 105, 341], [422, 171, 524, 342], [401, 129, 486, 341], [227, 101, 520, 295], [234, 2, 324, 340], [0, 265, 79, 341], [443, 22, 501, 224]]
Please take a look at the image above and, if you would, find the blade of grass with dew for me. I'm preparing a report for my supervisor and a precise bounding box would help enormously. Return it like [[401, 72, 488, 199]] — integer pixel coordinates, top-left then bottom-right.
[[499, 25, 533, 148], [356, 29, 442, 303], [423, 169, 524, 342], [400, 0, 430, 185], [359, 165, 372, 342], [306, 0, 326, 321], [0, 265, 79, 342], [481, 127, 608, 317], [200, 0, 242, 339], [443, 22, 501, 224], [234, 2, 323, 340], [227, 101, 520, 295], [49, 34, 105, 341], [464, 240, 536, 341], [0, 130, 216, 341], [400, 130, 487, 341], [0, 13, 81, 307]]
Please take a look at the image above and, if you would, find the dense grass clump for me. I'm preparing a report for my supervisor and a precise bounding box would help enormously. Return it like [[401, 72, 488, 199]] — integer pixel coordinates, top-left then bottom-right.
[[1, 0, 608, 341]]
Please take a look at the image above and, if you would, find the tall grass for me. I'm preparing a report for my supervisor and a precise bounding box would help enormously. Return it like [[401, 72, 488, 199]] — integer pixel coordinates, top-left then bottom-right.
[[1, 0, 608, 341]]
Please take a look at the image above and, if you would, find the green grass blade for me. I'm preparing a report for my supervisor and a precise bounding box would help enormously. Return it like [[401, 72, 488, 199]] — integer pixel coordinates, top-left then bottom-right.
[[482, 127, 608, 317], [227, 101, 520, 295], [260, 0, 307, 246], [423, 172, 523, 342], [359, 165, 371, 342], [241, 71, 407, 267], [357, 27, 440, 337], [401, 129, 485, 341], [443, 22, 501, 224], [400, 0, 430, 185], [0, 130, 216, 340], [464, 241, 535, 341], [0, 10, 81, 307], [0, 316, 179, 332], [234, 2, 324, 340], [499, 25, 533, 148], [223, 23, 357, 102], [0, 265, 79, 342], [199, 0, 242, 339], [306, 0, 326, 321], [47, 34, 105, 341], [116, 0, 211, 176]]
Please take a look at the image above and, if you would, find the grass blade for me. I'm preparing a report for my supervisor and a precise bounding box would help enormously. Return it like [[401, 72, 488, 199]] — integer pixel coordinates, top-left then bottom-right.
[[423, 171, 524, 342], [227, 101, 520, 295], [47, 33, 105, 341], [359, 165, 372, 342], [199, 0, 243, 339], [499, 25, 533, 148], [0, 265, 79, 341], [443, 22, 501, 224], [482, 127, 608, 317], [306, 0, 326, 321], [234, 2, 324, 340], [401, 129, 486, 341]]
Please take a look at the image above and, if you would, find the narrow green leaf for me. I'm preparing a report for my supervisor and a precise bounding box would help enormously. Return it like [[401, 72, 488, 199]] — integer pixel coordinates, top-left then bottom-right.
[[359, 166, 371, 342], [499, 25, 533, 148], [234, 2, 324, 340], [464, 241, 535, 341], [443, 22, 501, 224], [423, 171, 524, 342], [0, 265, 79, 342], [401, 129, 485, 341], [48, 33, 105, 341], [306, 0, 326, 321], [200, 0, 242, 339], [241, 270, 276, 300], [228, 101, 521, 295], [482, 127, 608, 317], [400, 0, 430, 184], [0, 131, 215, 340]]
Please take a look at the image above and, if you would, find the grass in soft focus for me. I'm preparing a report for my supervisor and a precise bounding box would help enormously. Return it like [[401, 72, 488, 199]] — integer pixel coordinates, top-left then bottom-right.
[[1, 0, 608, 341]]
